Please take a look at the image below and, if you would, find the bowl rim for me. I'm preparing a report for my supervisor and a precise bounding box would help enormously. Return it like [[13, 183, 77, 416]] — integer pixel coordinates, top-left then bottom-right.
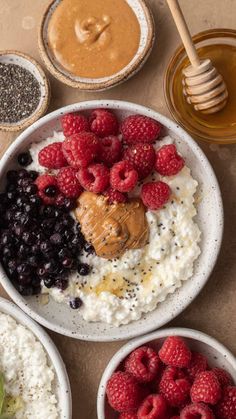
[[38, 0, 155, 90], [0, 296, 72, 419], [97, 327, 236, 419], [0, 100, 224, 341], [0, 50, 50, 132]]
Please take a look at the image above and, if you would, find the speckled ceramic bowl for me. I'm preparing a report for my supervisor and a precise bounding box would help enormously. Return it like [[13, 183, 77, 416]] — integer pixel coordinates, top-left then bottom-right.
[[0, 297, 72, 419], [0, 100, 223, 341], [0, 51, 50, 132], [39, 0, 155, 90], [97, 328, 236, 419]]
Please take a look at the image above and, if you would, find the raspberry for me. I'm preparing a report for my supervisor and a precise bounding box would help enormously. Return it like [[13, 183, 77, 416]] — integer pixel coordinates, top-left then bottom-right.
[[89, 109, 119, 137], [121, 115, 161, 145], [215, 386, 236, 419], [180, 403, 215, 419], [62, 132, 100, 168], [106, 371, 144, 413], [110, 161, 138, 192], [190, 371, 221, 405], [137, 394, 167, 419], [104, 187, 127, 204], [171, 416, 180, 419], [35, 174, 58, 205], [57, 167, 83, 198], [98, 135, 122, 166], [125, 346, 160, 383], [38, 142, 68, 169], [212, 368, 233, 388], [155, 144, 185, 176], [159, 337, 192, 368], [159, 366, 191, 407], [119, 413, 138, 419], [61, 113, 89, 137], [123, 143, 156, 179], [77, 163, 110, 193], [141, 181, 170, 210], [186, 352, 208, 381]]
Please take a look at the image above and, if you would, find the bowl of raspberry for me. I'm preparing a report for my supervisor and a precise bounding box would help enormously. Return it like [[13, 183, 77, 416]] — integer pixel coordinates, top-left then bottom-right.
[[97, 328, 236, 419], [0, 100, 223, 340]]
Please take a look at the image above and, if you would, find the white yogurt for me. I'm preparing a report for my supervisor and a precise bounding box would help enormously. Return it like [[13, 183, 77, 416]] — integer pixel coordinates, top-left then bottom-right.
[[29, 133, 201, 326], [0, 313, 59, 419]]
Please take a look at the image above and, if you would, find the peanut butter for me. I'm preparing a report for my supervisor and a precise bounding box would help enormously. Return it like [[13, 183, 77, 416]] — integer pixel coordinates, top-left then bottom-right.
[[75, 192, 149, 259], [47, 0, 141, 78]]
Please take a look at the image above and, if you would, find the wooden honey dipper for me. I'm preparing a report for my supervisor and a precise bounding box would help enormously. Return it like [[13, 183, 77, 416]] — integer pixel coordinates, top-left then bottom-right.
[[166, 0, 228, 114]]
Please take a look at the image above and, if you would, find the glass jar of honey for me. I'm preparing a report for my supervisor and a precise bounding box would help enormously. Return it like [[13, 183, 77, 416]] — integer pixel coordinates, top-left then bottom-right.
[[164, 29, 236, 144]]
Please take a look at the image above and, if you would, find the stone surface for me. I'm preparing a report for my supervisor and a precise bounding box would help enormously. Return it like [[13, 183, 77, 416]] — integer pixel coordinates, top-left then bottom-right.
[[0, 1, 236, 418]]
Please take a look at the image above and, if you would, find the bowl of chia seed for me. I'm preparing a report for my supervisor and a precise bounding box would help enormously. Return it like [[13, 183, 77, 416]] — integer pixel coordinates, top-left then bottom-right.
[[0, 50, 50, 132]]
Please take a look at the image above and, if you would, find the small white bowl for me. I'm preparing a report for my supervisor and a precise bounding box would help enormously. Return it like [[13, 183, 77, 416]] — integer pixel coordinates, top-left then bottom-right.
[[0, 297, 72, 419], [39, 0, 155, 91], [0, 100, 223, 341], [0, 51, 50, 132], [97, 328, 236, 419]]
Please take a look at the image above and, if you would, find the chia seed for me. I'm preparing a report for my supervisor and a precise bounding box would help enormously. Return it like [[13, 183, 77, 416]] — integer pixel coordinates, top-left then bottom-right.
[[0, 63, 41, 124]]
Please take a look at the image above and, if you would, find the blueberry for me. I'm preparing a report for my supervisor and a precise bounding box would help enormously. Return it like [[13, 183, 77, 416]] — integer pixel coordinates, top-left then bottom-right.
[[69, 297, 83, 309], [44, 260, 58, 274], [17, 244, 30, 259], [6, 170, 18, 184], [17, 152, 32, 167], [50, 233, 62, 245], [43, 277, 55, 288], [6, 183, 16, 192], [77, 263, 91, 276], [24, 184, 38, 195], [40, 241, 52, 254], [2, 246, 14, 259], [28, 255, 40, 267], [83, 242, 95, 255], [6, 191, 17, 201], [22, 231, 36, 245], [18, 274, 31, 285], [37, 267, 46, 277], [62, 257, 73, 268], [29, 195, 42, 207], [41, 219, 55, 232], [17, 263, 31, 276], [56, 196, 76, 211], [55, 279, 68, 291], [58, 248, 70, 259], [44, 185, 58, 197], [28, 170, 38, 181], [17, 169, 29, 179], [0, 231, 12, 245]]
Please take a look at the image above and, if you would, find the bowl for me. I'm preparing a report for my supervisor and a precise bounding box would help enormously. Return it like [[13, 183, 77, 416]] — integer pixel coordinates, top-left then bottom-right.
[[0, 296, 72, 419], [0, 100, 223, 341], [38, 0, 155, 90], [97, 327, 236, 419], [164, 28, 236, 144], [0, 50, 50, 132]]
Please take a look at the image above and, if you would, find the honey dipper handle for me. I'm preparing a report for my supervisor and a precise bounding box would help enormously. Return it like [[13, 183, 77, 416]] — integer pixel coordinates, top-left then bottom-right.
[[166, 0, 201, 67]]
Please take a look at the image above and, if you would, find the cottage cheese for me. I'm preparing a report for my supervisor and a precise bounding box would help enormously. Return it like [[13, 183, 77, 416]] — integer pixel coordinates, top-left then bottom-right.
[[0, 313, 59, 419], [29, 133, 201, 326]]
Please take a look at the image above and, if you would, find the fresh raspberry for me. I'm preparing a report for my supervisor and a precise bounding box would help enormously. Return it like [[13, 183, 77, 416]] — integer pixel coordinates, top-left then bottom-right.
[[35, 174, 58, 205], [123, 143, 156, 179], [104, 187, 127, 204], [125, 346, 160, 383], [110, 161, 138, 192], [61, 113, 89, 137], [106, 371, 144, 413], [186, 352, 208, 381], [212, 368, 233, 388], [57, 167, 83, 198], [190, 371, 221, 405], [119, 413, 138, 419], [141, 181, 170, 210], [121, 115, 161, 145], [62, 132, 100, 168], [89, 109, 119, 137], [77, 163, 109, 193], [159, 366, 191, 407], [180, 403, 215, 419], [38, 142, 68, 169], [155, 144, 185, 176], [98, 135, 122, 166], [215, 386, 236, 419], [137, 394, 167, 419], [170, 416, 180, 419], [158, 336, 192, 368]]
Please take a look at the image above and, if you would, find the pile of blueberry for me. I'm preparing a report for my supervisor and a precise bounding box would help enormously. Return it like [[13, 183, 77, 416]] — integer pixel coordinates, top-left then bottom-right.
[[0, 152, 93, 308]]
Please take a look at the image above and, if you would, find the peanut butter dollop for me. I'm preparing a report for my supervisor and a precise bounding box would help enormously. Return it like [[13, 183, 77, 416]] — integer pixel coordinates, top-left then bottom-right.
[[75, 192, 149, 259]]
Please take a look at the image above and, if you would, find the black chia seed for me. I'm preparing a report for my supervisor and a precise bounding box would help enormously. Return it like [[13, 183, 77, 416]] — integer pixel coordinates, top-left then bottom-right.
[[0, 63, 41, 124]]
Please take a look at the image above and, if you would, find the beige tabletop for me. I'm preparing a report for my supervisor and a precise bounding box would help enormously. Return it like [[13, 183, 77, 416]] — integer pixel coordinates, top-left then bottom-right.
[[0, 1, 236, 418]]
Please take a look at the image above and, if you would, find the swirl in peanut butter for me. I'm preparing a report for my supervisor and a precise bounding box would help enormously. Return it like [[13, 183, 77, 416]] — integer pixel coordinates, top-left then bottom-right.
[[75, 192, 149, 259], [47, 0, 140, 78]]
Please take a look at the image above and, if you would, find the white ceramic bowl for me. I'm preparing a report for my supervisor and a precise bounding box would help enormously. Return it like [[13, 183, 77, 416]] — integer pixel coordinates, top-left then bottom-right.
[[0, 100, 223, 341], [39, 0, 155, 90], [97, 328, 236, 419], [0, 297, 72, 419]]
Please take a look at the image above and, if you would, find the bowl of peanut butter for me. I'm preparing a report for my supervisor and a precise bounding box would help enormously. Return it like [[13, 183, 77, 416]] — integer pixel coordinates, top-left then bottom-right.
[[39, 0, 155, 90]]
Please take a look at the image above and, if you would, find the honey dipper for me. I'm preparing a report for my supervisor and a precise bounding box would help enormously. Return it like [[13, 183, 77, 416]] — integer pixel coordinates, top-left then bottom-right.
[[166, 0, 228, 114]]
